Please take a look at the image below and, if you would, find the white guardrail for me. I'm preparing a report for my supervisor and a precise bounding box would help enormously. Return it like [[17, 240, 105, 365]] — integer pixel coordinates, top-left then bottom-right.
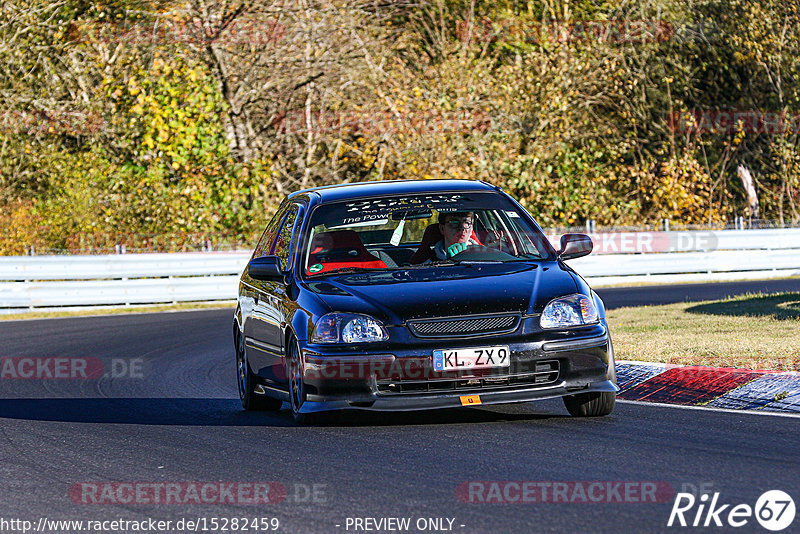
[[0, 253, 250, 311], [0, 229, 799, 311]]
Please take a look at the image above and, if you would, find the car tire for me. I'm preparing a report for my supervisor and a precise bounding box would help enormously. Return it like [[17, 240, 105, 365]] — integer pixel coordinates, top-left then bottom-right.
[[563, 391, 616, 417], [236, 329, 281, 411], [287, 335, 318, 425]]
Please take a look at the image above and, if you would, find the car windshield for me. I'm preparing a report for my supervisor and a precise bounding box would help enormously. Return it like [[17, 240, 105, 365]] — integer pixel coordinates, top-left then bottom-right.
[[301, 192, 554, 277]]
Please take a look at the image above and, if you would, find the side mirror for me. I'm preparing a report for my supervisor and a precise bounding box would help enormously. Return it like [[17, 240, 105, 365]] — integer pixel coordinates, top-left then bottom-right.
[[558, 233, 593, 260], [247, 256, 286, 281]]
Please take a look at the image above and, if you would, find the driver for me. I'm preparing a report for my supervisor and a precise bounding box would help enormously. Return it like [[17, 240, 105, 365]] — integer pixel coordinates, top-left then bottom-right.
[[435, 211, 478, 259]]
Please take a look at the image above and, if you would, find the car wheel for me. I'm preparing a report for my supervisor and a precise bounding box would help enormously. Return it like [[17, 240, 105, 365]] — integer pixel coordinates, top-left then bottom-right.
[[236, 330, 281, 411], [287, 336, 316, 424], [563, 391, 615, 417]]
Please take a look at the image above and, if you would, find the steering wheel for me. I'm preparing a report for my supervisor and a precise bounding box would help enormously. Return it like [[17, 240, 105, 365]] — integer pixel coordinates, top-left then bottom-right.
[[448, 246, 517, 262]]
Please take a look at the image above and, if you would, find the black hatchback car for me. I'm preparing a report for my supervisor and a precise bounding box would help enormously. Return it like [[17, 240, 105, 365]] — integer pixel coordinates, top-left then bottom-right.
[[234, 179, 617, 423]]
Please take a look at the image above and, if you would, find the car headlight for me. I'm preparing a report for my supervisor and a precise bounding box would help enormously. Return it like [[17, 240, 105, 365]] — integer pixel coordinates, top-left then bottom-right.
[[540, 294, 599, 329], [311, 313, 389, 343]]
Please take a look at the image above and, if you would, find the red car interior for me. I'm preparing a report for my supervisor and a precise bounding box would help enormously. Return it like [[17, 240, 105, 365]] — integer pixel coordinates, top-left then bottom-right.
[[307, 230, 388, 274]]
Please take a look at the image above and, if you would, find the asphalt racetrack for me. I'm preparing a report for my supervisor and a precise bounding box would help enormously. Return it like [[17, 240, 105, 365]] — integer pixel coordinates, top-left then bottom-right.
[[1, 280, 798, 533]]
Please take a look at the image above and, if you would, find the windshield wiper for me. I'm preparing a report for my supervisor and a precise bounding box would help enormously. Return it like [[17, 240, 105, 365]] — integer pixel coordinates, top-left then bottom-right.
[[454, 259, 503, 265], [507, 255, 547, 262]]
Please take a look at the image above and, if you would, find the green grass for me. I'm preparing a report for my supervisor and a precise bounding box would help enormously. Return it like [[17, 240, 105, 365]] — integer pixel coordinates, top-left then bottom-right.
[[607, 292, 800, 371], [0, 301, 234, 321]]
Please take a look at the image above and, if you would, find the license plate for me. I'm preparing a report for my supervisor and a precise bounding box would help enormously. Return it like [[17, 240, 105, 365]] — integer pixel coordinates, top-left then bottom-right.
[[460, 395, 482, 406], [432, 346, 510, 372]]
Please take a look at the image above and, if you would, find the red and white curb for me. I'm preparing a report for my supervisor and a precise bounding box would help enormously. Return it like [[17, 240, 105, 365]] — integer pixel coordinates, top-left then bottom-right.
[[616, 360, 800, 413]]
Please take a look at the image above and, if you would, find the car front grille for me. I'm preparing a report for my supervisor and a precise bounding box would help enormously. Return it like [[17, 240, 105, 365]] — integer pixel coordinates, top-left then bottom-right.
[[376, 360, 560, 395], [408, 314, 520, 338]]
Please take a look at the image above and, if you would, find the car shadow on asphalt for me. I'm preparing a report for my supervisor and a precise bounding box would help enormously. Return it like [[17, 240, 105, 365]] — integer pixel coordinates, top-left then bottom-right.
[[306, 406, 560, 427], [0, 398, 562, 427], [685, 292, 800, 320], [0, 398, 295, 426]]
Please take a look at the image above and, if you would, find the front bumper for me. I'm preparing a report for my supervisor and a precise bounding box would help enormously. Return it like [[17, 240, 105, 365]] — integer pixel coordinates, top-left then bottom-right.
[[297, 328, 618, 413], [302, 380, 619, 412]]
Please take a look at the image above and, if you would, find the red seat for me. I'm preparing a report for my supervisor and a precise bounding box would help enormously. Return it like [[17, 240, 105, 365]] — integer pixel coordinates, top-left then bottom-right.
[[307, 230, 387, 274]]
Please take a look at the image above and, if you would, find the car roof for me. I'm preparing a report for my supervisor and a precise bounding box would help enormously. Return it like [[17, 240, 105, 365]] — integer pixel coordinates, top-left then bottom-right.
[[288, 179, 499, 204]]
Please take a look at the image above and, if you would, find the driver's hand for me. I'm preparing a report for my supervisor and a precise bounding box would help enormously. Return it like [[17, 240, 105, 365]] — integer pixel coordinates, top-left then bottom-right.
[[446, 242, 469, 257]]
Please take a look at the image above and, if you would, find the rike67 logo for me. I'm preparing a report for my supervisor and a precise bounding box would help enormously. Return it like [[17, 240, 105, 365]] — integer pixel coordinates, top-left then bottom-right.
[[668, 490, 795, 531]]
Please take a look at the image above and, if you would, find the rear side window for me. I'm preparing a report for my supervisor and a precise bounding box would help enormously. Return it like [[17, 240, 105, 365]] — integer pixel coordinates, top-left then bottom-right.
[[253, 204, 288, 259], [272, 205, 300, 270]]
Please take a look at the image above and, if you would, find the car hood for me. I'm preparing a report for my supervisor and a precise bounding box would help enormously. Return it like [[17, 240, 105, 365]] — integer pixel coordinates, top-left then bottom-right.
[[304, 262, 579, 323]]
